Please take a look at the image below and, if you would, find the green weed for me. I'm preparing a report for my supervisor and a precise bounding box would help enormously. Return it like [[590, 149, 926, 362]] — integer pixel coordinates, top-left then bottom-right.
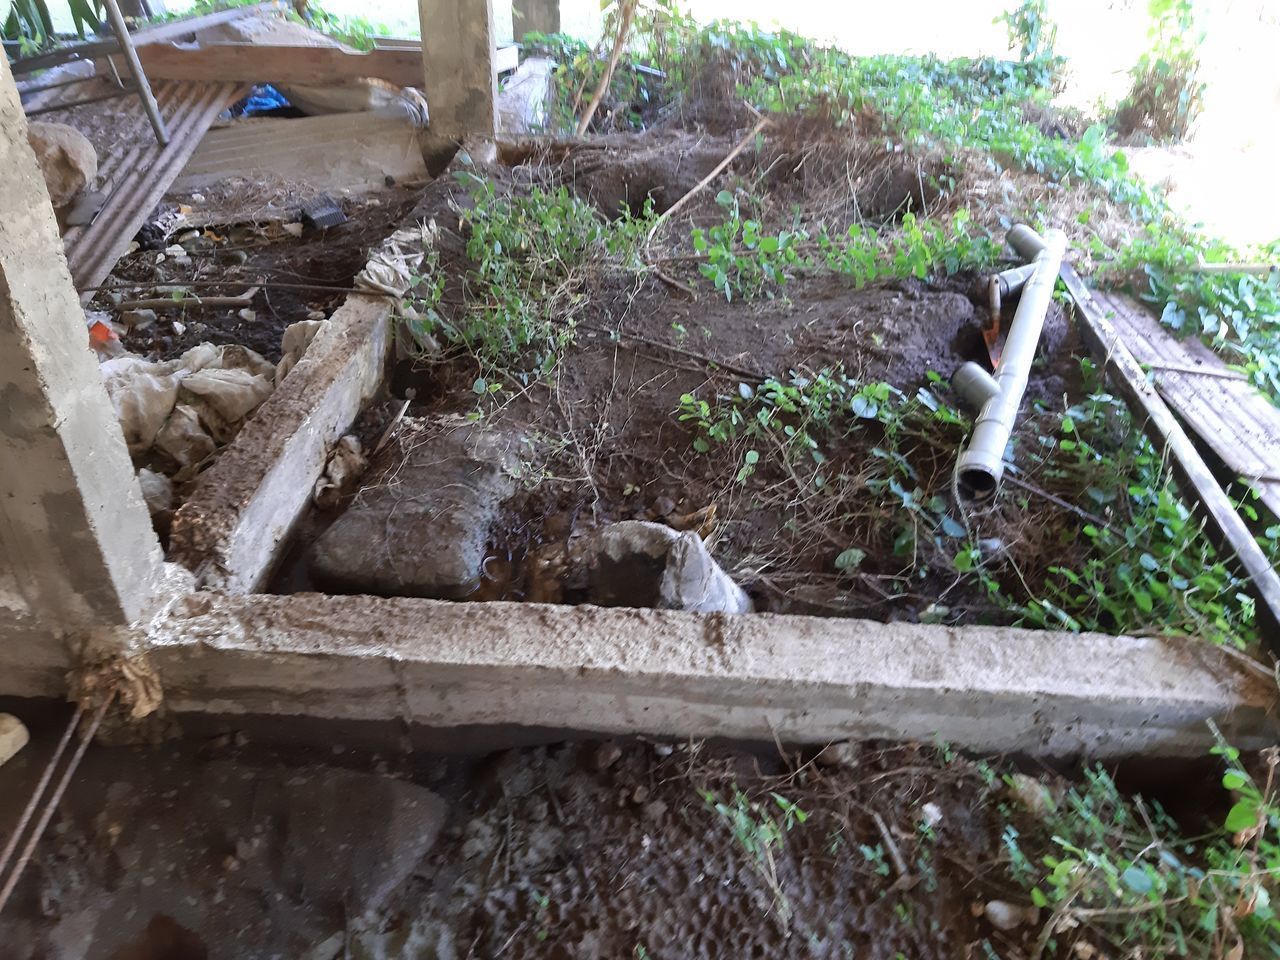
[[1002, 731, 1280, 956], [692, 191, 807, 301], [406, 173, 652, 388], [704, 787, 808, 928], [1112, 0, 1206, 142]]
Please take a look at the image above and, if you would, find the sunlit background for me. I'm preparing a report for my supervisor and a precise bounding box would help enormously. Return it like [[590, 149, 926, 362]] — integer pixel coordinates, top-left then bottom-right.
[[20, 0, 1280, 245]]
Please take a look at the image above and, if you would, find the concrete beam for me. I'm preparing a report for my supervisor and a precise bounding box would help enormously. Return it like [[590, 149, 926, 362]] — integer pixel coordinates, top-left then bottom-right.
[[169, 295, 395, 592], [170, 224, 429, 592], [0, 58, 165, 630], [147, 593, 1278, 758], [419, 0, 498, 141]]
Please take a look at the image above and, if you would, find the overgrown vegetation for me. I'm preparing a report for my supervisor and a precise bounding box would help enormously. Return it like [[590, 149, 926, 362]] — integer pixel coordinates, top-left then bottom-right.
[[402, 172, 651, 388], [3, 0, 101, 54], [1000, 733, 1280, 957], [995, 0, 1065, 91], [675, 354, 1270, 646], [1112, 0, 1206, 141], [703, 788, 808, 929]]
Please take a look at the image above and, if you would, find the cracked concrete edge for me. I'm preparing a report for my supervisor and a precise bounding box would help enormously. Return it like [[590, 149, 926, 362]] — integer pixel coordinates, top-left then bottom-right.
[[139, 592, 1279, 758], [168, 297, 403, 593]]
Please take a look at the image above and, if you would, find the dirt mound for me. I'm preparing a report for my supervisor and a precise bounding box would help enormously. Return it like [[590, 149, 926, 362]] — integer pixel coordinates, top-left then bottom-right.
[[759, 115, 951, 225], [560, 135, 733, 217]]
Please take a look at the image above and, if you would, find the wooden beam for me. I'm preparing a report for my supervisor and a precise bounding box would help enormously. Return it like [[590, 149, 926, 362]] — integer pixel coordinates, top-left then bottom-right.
[[418, 0, 497, 139], [9, 1, 283, 76], [134, 43, 425, 87], [1060, 264, 1280, 651]]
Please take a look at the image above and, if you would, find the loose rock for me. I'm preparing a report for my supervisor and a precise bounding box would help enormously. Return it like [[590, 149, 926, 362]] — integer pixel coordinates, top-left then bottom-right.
[[309, 419, 522, 599], [26, 121, 97, 209], [815, 741, 863, 769], [984, 899, 1039, 931], [122, 308, 158, 330], [592, 741, 623, 771]]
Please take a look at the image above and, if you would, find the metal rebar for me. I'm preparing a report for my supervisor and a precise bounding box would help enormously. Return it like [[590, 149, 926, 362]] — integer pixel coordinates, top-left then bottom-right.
[[0, 696, 112, 916], [100, 0, 169, 145], [0, 706, 83, 882]]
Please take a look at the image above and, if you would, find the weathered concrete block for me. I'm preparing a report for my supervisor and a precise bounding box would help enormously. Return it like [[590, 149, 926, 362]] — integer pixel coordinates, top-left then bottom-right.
[[310, 421, 521, 599]]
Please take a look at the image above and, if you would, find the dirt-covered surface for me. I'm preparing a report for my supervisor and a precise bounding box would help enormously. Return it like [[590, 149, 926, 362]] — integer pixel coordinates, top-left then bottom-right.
[[275, 124, 1086, 624], [91, 186, 421, 364], [0, 704, 1089, 960]]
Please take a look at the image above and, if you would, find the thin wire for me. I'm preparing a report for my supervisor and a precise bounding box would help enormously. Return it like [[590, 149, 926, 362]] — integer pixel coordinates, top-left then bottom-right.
[[0, 695, 113, 915]]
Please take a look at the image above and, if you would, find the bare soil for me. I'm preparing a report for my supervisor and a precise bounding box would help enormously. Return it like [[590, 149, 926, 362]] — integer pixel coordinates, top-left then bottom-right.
[[282, 129, 1088, 624], [0, 707, 1058, 960], [93, 186, 422, 364]]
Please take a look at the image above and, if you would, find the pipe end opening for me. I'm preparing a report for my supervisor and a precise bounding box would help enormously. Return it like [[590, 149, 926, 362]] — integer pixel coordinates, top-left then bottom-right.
[[957, 468, 998, 504]]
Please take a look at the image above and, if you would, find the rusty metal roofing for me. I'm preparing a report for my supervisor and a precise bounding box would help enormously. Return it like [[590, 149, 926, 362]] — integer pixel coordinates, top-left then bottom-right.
[[63, 80, 245, 297]]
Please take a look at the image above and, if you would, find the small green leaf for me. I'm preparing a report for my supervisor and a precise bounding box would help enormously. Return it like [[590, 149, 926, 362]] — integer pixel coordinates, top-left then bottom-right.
[[835, 548, 866, 572], [1225, 799, 1259, 832], [1221, 771, 1248, 791], [1122, 865, 1154, 895]]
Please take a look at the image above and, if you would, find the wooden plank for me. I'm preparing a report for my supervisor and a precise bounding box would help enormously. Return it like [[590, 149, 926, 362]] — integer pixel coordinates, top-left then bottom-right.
[[1060, 264, 1280, 651], [1096, 291, 1280, 520], [8, 2, 282, 76], [173, 111, 428, 194], [135, 43, 425, 87]]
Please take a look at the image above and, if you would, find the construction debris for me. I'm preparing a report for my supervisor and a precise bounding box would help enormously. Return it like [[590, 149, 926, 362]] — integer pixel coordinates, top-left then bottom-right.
[[25, 121, 97, 210], [309, 420, 522, 598], [588, 521, 753, 614]]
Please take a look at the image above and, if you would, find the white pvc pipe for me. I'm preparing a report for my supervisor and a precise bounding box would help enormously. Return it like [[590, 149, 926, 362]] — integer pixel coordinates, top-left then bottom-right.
[[956, 226, 1067, 503]]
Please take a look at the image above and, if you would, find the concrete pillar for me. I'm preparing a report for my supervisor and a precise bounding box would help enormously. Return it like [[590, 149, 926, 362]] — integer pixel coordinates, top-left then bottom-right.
[[419, 0, 498, 142], [0, 57, 165, 630], [513, 0, 558, 39]]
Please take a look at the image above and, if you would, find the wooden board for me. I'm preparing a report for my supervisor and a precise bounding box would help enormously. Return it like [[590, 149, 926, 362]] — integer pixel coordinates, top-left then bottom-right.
[[135, 43, 425, 87], [173, 111, 428, 195], [1060, 265, 1280, 649], [9, 2, 282, 76], [1094, 290, 1280, 521]]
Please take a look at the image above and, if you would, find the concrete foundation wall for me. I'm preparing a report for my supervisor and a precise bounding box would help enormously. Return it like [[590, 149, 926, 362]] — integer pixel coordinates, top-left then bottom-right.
[[0, 56, 164, 634], [147, 593, 1278, 758]]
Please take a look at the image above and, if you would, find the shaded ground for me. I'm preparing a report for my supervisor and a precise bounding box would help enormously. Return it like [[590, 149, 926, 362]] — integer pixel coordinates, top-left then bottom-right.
[[276, 128, 1088, 625], [94, 186, 422, 364], [0, 705, 1079, 960]]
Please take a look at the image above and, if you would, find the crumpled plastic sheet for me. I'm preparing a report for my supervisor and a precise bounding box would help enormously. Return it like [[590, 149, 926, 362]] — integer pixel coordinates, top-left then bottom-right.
[[355, 221, 435, 297], [102, 341, 274, 471]]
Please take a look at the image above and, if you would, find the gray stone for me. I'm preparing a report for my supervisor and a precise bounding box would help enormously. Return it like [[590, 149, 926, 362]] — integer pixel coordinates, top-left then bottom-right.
[[309, 420, 521, 599], [263, 766, 447, 916], [588, 520, 752, 614], [122, 308, 157, 330], [815, 741, 862, 769], [591, 741, 622, 771]]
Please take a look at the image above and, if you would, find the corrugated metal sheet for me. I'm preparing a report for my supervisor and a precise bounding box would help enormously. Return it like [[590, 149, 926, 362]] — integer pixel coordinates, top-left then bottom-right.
[[63, 80, 244, 297], [1097, 290, 1280, 520]]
